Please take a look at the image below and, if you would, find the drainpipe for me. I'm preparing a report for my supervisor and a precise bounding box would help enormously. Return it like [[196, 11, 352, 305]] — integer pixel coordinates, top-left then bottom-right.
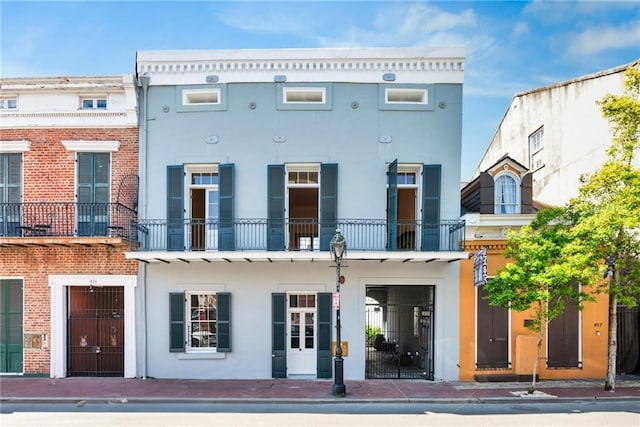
[[138, 71, 150, 379]]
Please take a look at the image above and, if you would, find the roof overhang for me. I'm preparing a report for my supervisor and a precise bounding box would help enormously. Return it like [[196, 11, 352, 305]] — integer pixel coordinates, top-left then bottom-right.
[[124, 250, 469, 264]]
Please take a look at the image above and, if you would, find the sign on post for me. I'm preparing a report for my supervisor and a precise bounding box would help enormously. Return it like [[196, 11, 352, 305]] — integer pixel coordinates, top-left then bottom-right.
[[473, 247, 487, 287], [332, 292, 340, 309]]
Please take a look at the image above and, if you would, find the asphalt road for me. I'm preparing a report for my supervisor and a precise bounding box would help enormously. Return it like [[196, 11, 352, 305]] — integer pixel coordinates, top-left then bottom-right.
[[1, 400, 639, 426]]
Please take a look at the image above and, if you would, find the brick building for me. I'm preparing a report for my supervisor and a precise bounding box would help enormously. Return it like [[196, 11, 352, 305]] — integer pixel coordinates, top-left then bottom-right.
[[0, 75, 139, 377]]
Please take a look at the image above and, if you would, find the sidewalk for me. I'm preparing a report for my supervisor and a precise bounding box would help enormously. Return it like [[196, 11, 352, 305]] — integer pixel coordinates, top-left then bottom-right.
[[1, 376, 640, 403]]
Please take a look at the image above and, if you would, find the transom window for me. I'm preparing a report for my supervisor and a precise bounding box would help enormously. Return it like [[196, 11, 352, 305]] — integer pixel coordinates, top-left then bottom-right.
[[495, 173, 519, 214], [191, 172, 219, 185], [289, 294, 316, 308], [81, 97, 107, 110], [283, 87, 325, 104], [288, 171, 319, 185], [187, 292, 217, 351], [0, 97, 17, 110]]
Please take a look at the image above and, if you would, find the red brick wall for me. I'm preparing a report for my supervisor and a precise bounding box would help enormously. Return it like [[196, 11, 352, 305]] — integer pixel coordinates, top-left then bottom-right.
[[0, 128, 138, 202], [1, 127, 139, 375]]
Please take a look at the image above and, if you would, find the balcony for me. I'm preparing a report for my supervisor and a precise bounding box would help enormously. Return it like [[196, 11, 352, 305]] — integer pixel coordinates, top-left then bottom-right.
[[0, 202, 137, 247], [127, 218, 466, 264]]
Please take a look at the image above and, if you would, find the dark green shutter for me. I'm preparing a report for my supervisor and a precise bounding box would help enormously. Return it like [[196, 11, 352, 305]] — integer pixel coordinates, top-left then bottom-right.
[[317, 292, 332, 378], [387, 160, 398, 251], [169, 292, 185, 352], [216, 293, 231, 352], [271, 293, 287, 378], [421, 164, 441, 251], [319, 163, 338, 251], [267, 165, 285, 251], [479, 172, 494, 214], [218, 164, 235, 251], [521, 172, 533, 214], [1, 154, 22, 236], [0, 279, 23, 373], [167, 165, 184, 251], [77, 153, 110, 236]]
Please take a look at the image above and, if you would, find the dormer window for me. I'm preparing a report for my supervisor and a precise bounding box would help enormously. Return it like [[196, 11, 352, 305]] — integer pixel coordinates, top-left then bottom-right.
[[494, 173, 520, 214], [82, 97, 107, 110]]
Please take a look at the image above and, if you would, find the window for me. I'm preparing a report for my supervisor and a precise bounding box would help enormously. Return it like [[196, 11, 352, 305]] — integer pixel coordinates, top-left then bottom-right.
[[188, 292, 218, 350], [182, 89, 220, 105], [77, 153, 110, 236], [529, 127, 544, 170], [283, 87, 325, 104], [0, 97, 17, 110], [0, 154, 22, 236], [81, 97, 107, 110], [170, 292, 231, 353], [494, 173, 519, 214], [385, 88, 427, 104]]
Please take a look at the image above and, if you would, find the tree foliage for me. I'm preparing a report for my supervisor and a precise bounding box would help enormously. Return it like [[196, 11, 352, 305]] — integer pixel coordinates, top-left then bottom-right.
[[483, 60, 640, 391]]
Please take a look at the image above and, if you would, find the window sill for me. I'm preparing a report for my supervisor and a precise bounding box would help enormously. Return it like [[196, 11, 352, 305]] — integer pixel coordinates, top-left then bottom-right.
[[177, 352, 226, 360]]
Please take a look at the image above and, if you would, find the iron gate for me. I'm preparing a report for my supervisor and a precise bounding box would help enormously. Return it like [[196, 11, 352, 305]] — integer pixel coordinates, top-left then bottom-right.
[[365, 285, 434, 380], [67, 286, 124, 377]]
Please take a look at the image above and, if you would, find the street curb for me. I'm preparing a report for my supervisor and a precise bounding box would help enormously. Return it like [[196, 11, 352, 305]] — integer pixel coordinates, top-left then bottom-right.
[[2, 396, 639, 405]]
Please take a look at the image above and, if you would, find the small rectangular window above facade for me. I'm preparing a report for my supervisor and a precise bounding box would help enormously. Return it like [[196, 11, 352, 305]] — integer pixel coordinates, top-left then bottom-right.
[[276, 83, 332, 111], [529, 127, 544, 170], [378, 84, 434, 111], [81, 97, 108, 110], [283, 87, 325, 104], [0, 97, 18, 110], [176, 85, 227, 112], [385, 88, 427, 104], [182, 89, 220, 105]]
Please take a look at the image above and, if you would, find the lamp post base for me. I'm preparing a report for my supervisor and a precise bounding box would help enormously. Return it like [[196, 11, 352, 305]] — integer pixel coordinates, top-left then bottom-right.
[[332, 357, 346, 396]]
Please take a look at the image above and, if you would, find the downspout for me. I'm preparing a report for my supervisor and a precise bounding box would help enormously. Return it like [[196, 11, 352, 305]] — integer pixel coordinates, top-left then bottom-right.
[[138, 71, 150, 379]]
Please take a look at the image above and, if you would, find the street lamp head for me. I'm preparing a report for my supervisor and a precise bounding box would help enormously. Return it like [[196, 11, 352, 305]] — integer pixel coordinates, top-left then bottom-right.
[[330, 229, 346, 262]]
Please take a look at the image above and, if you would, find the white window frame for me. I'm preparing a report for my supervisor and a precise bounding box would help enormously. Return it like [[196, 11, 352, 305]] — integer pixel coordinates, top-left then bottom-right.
[[182, 88, 221, 106], [529, 127, 544, 170], [81, 97, 108, 110], [494, 171, 520, 214], [385, 88, 428, 104], [186, 291, 218, 353], [283, 87, 326, 104], [0, 97, 18, 110]]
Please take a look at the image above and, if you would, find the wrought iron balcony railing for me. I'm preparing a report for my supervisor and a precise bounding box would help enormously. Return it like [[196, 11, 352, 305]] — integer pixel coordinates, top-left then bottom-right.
[[131, 218, 465, 253], [0, 202, 137, 240]]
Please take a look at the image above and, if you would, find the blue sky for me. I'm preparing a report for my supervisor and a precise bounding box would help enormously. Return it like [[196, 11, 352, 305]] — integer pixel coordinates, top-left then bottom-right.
[[1, 1, 639, 180]]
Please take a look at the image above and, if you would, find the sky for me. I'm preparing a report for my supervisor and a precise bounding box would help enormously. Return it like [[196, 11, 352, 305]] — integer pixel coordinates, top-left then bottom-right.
[[1, 1, 639, 181]]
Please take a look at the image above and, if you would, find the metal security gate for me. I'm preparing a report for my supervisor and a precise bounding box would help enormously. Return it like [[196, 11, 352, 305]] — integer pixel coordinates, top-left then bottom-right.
[[365, 285, 434, 380], [67, 286, 124, 377]]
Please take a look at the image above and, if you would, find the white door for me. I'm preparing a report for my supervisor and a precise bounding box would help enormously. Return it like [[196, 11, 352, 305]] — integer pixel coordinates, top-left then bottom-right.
[[287, 294, 317, 375]]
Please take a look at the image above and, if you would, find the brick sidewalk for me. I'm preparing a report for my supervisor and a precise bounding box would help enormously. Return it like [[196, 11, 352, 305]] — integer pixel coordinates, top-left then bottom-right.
[[1, 377, 639, 403]]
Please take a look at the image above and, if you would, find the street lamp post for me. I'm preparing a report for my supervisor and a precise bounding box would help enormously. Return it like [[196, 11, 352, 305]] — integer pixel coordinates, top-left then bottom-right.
[[330, 229, 346, 396]]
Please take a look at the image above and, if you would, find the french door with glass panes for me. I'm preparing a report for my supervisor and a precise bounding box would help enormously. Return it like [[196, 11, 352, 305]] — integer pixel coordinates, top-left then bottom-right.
[[287, 293, 317, 375]]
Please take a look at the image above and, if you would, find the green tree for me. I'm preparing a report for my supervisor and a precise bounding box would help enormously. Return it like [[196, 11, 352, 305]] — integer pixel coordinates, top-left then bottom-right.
[[484, 208, 594, 392], [484, 61, 640, 392], [572, 60, 640, 390]]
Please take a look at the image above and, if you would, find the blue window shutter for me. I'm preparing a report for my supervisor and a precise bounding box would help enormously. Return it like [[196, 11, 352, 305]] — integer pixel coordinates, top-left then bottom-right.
[[216, 293, 231, 352], [218, 163, 235, 251], [169, 292, 185, 352], [319, 163, 338, 251], [421, 164, 441, 251], [387, 160, 398, 251], [317, 292, 332, 378], [271, 293, 287, 378], [267, 165, 285, 251], [167, 165, 184, 251]]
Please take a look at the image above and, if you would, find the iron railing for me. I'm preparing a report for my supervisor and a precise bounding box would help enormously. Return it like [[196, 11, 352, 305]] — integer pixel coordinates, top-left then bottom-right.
[[0, 202, 137, 240], [131, 218, 465, 252]]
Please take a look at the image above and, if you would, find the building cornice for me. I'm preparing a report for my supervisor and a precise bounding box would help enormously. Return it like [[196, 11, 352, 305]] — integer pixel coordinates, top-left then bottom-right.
[[136, 47, 465, 86]]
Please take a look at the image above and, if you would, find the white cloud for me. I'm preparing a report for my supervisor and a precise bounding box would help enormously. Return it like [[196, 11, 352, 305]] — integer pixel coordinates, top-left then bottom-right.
[[511, 21, 529, 39], [564, 20, 640, 57]]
